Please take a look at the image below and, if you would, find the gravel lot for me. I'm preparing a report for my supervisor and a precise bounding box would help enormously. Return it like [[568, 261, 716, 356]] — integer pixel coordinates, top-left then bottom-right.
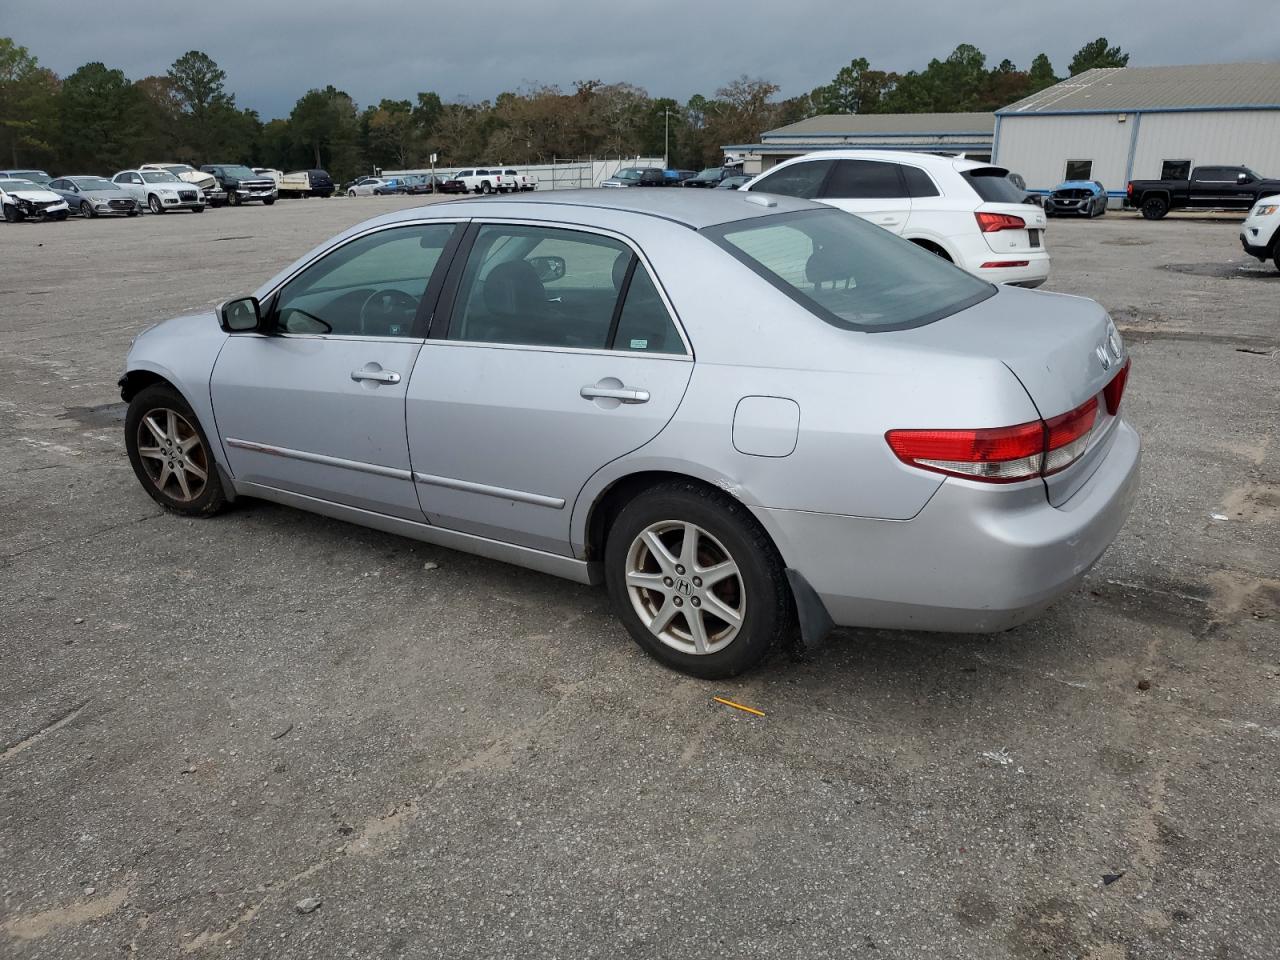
[[1, 197, 1278, 959]]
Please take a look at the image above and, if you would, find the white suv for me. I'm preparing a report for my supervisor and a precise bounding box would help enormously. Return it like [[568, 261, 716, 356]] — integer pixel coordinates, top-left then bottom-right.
[[1240, 194, 1280, 271], [743, 150, 1049, 288]]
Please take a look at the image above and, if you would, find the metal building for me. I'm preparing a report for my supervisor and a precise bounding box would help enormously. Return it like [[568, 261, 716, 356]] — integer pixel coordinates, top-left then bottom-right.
[[994, 62, 1280, 203], [724, 113, 994, 175]]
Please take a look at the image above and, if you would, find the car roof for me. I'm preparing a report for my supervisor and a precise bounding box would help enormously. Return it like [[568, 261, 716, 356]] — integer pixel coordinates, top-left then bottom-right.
[[768, 149, 1000, 173], [379, 188, 824, 230]]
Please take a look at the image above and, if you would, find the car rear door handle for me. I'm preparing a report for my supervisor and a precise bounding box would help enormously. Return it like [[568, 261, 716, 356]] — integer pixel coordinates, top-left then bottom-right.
[[351, 368, 401, 384], [580, 384, 649, 403]]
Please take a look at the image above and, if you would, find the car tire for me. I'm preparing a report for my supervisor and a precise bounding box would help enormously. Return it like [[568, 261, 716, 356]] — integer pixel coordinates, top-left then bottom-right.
[[80, 200, 95, 218], [348, 189, 356, 197], [4, 203, 23, 222], [126, 384, 228, 517], [604, 481, 792, 679], [263, 197, 275, 205], [1141, 196, 1169, 220], [53, 211, 67, 221], [1274, 248, 1280, 273], [127, 209, 139, 217], [228, 190, 241, 206], [192, 204, 205, 213], [481, 181, 493, 194], [148, 194, 164, 215]]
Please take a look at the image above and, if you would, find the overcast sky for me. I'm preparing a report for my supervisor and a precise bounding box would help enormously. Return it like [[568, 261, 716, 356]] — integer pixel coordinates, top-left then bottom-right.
[[7, 0, 1278, 119]]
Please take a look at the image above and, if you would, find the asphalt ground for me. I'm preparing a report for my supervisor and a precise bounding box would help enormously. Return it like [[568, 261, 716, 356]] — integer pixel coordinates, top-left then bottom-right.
[[1, 196, 1278, 959]]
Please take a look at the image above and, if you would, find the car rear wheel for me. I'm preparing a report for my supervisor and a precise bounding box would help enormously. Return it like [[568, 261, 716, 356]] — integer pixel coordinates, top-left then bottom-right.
[[1141, 196, 1169, 220], [481, 181, 493, 194], [148, 194, 164, 215], [604, 481, 791, 679], [80, 200, 95, 218], [125, 384, 227, 517]]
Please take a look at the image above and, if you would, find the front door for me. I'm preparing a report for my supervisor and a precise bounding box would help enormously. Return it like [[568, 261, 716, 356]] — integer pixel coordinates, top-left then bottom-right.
[[406, 222, 694, 555], [210, 221, 461, 520]]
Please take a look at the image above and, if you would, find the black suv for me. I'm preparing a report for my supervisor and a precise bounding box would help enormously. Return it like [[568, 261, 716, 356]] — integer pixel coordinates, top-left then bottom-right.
[[200, 164, 278, 206]]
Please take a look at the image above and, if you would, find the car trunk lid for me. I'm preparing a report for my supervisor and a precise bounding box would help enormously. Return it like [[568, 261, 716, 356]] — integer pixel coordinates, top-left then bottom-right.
[[892, 286, 1128, 504]]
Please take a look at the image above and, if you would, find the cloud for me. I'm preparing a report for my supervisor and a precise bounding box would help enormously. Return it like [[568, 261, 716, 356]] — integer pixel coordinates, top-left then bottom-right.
[[7, 0, 1277, 119]]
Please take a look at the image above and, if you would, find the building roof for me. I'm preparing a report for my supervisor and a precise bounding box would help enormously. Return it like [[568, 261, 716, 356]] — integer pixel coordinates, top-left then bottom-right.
[[762, 112, 994, 138], [999, 62, 1280, 115]]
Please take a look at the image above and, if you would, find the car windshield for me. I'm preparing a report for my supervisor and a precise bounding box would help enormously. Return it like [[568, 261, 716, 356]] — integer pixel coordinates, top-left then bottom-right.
[[7, 170, 50, 184], [142, 171, 181, 183], [698, 168, 720, 178], [615, 169, 640, 179], [960, 166, 1029, 203], [222, 165, 259, 179], [706, 208, 995, 332], [0, 179, 38, 191], [72, 177, 117, 190]]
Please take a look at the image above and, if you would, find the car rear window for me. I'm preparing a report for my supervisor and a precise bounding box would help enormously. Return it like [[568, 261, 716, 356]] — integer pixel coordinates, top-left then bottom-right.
[[705, 208, 995, 332], [960, 167, 1029, 203]]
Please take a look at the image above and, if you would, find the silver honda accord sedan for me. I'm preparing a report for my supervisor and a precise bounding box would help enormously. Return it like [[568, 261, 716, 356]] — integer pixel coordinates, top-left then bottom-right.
[[120, 190, 1140, 678]]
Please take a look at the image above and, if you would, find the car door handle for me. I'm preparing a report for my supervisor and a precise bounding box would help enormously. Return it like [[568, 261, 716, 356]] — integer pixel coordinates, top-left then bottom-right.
[[580, 384, 649, 403], [351, 369, 401, 384]]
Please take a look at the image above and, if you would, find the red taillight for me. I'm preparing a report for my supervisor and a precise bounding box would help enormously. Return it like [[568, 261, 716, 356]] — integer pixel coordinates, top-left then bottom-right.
[[887, 394, 1103, 485], [1103, 358, 1130, 414], [886, 421, 1046, 483], [1126, 182, 1134, 197], [975, 211, 1026, 233], [1043, 397, 1097, 475], [980, 260, 1030, 269]]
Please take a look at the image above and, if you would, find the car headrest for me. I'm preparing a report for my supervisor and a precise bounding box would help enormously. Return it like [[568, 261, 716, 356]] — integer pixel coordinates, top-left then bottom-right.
[[805, 245, 855, 286], [612, 251, 633, 291], [483, 260, 546, 317]]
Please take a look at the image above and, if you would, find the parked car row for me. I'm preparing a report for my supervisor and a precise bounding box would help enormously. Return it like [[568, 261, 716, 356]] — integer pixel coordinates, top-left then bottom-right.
[[0, 164, 344, 223], [344, 169, 538, 197]]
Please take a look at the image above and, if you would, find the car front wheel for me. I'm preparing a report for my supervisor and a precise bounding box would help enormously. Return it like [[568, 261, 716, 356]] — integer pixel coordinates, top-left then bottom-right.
[[5, 203, 23, 222], [605, 481, 791, 679], [125, 384, 227, 517], [80, 201, 95, 218], [148, 194, 164, 214]]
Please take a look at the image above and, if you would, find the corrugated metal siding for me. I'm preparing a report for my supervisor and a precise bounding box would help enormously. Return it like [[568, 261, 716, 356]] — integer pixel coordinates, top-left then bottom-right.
[[1002, 63, 1280, 114], [1130, 111, 1280, 179], [995, 114, 1134, 191]]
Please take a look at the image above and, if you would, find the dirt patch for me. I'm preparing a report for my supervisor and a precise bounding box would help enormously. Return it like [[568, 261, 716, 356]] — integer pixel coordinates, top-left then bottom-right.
[[2, 886, 130, 941]]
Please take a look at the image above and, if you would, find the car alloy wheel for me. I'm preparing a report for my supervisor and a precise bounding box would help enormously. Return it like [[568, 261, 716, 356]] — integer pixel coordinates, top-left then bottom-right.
[[80, 200, 95, 218], [149, 194, 164, 214], [625, 520, 745, 656], [135, 407, 209, 503]]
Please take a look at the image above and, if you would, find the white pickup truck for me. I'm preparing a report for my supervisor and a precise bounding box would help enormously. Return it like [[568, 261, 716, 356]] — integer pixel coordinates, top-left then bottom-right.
[[500, 168, 537, 192], [450, 167, 519, 194]]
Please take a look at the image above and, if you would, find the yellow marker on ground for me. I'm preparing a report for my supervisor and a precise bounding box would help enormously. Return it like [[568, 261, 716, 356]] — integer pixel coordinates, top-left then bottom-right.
[[712, 696, 766, 717]]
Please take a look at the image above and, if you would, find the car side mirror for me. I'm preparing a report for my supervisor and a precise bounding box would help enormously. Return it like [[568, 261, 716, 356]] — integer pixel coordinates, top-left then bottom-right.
[[217, 296, 263, 333], [1238, 173, 1252, 183], [529, 255, 566, 283]]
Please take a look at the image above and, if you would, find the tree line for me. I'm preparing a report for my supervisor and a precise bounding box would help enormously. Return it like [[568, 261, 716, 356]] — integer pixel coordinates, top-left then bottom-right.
[[1, 37, 1129, 182]]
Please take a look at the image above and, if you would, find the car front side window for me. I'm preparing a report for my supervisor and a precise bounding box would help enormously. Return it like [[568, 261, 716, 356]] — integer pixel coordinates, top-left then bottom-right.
[[271, 223, 458, 338]]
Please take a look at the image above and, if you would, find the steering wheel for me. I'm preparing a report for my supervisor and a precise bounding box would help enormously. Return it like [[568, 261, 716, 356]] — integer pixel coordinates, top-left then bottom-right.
[[359, 289, 419, 336]]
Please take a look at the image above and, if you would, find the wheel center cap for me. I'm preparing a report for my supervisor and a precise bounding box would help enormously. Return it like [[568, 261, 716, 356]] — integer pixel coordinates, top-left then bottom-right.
[[674, 578, 692, 596]]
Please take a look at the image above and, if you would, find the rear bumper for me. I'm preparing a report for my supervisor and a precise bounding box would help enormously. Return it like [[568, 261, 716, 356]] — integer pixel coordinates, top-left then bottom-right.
[[753, 419, 1141, 633], [951, 236, 1051, 287]]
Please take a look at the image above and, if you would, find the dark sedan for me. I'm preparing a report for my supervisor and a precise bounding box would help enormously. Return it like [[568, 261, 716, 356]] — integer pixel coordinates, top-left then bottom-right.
[[685, 167, 730, 188], [1045, 180, 1108, 217]]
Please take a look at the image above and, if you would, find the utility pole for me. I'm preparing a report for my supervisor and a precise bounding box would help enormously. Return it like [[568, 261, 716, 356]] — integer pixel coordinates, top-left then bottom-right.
[[664, 109, 671, 169]]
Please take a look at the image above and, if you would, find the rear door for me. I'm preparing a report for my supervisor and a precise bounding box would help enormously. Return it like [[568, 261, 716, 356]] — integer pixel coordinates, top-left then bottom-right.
[[960, 166, 1049, 256], [1189, 167, 1248, 209], [816, 159, 911, 234], [405, 221, 693, 555], [210, 220, 462, 520], [746, 159, 835, 202]]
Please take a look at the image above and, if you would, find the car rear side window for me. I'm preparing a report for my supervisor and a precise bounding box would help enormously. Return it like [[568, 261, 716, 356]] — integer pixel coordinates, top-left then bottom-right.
[[822, 160, 906, 200], [611, 263, 685, 355], [960, 167, 1028, 203], [900, 166, 940, 198], [749, 160, 834, 199], [706, 209, 995, 332]]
